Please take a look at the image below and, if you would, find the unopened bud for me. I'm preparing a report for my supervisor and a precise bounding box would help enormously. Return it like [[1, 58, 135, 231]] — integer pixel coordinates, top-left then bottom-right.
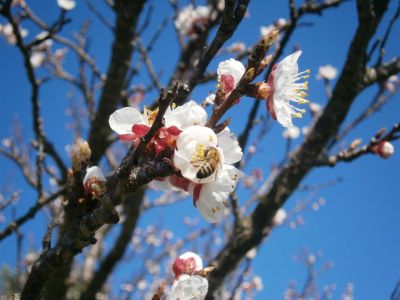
[[79, 140, 91, 161], [372, 141, 394, 159], [350, 138, 362, 150], [256, 82, 272, 99], [260, 55, 273, 68], [172, 252, 203, 279], [83, 166, 107, 199], [261, 29, 279, 48]]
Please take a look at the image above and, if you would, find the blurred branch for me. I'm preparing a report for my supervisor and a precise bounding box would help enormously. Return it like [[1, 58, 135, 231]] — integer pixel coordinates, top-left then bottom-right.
[[88, 0, 147, 163], [0, 188, 66, 242]]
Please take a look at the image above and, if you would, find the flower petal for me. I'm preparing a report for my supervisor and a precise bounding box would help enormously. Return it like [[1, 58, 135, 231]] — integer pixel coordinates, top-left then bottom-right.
[[195, 165, 242, 223], [217, 128, 243, 164], [165, 100, 207, 129], [217, 58, 245, 88], [167, 275, 208, 300], [274, 50, 301, 87], [109, 107, 145, 135]]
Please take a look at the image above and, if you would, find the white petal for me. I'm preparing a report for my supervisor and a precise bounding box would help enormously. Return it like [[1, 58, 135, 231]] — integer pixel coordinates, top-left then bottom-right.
[[173, 150, 199, 182], [176, 126, 217, 151], [217, 58, 246, 87], [273, 50, 301, 89], [83, 166, 106, 185], [165, 100, 207, 129], [150, 178, 174, 192], [274, 105, 293, 128], [174, 126, 220, 184], [167, 275, 208, 300], [57, 0, 76, 10], [108, 107, 145, 135], [195, 165, 242, 223], [179, 252, 203, 271], [217, 128, 243, 164]]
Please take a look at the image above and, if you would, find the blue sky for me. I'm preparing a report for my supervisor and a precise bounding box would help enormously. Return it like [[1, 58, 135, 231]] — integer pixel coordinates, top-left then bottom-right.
[[0, 0, 399, 299]]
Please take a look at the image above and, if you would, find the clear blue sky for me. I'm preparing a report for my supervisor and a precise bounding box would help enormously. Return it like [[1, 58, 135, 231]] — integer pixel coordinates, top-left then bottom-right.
[[0, 0, 399, 299]]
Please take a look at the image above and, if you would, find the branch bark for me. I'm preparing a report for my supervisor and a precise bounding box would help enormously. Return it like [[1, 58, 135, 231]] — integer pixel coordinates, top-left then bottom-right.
[[88, 0, 147, 163]]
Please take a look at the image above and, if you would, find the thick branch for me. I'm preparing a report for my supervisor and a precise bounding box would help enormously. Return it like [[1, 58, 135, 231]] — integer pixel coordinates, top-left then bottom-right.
[[88, 0, 147, 163]]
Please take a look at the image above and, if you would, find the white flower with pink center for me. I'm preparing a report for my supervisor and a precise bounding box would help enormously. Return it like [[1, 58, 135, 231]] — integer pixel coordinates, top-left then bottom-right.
[[173, 126, 243, 222], [258, 50, 310, 128], [217, 58, 245, 94], [173, 126, 242, 184], [109, 101, 207, 153]]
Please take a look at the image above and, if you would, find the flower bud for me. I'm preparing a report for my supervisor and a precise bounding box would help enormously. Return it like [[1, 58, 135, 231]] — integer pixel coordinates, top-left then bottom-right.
[[172, 252, 203, 279], [256, 82, 272, 99], [78, 140, 91, 162], [261, 29, 279, 48], [83, 166, 107, 199], [372, 141, 394, 159]]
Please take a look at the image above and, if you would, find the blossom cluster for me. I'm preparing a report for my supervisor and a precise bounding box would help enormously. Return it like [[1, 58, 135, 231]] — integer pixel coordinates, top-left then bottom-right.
[[175, 1, 224, 37], [104, 44, 316, 222], [109, 100, 243, 223]]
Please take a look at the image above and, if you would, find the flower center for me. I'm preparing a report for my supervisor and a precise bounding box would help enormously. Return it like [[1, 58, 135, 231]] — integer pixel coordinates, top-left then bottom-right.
[[283, 69, 310, 119]]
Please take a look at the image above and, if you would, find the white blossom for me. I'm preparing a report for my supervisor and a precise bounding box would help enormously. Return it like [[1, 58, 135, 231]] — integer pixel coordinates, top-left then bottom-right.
[[57, 0, 76, 10], [109, 100, 207, 136], [258, 50, 310, 128], [175, 5, 211, 37], [30, 51, 46, 68], [1, 23, 28, 45], [173, 126, 242, 184], [316, 64, 337, 80], [217, 58, 245, 93]]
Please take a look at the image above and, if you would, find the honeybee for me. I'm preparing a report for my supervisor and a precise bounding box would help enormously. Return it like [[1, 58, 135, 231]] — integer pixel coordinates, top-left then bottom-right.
[[192, 146, 222, 179]]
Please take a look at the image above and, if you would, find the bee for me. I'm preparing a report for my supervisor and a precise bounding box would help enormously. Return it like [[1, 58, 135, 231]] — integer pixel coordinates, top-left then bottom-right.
[[192, 146, 222, 179]]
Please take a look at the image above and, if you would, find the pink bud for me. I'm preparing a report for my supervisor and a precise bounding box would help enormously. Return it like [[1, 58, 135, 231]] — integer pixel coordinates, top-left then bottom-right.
[[172, 252, 203, 279], [373, 141, 395, 159]]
